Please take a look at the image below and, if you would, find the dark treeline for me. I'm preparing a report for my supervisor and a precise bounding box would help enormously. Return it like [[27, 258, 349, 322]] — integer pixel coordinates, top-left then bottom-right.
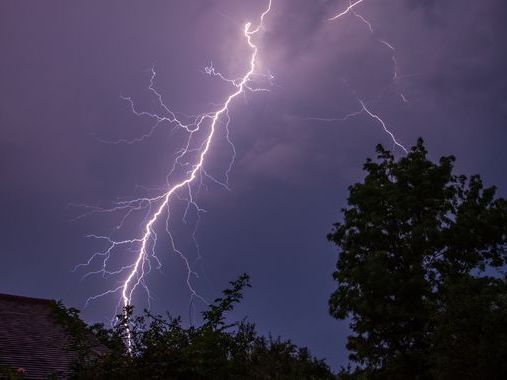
[[51, 274, 335, 380]]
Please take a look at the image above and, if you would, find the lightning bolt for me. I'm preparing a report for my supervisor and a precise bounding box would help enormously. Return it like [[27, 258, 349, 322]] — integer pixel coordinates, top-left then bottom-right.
[[329, 0, 366, 21], [119, 1, 272, 311], [358, 100, 407, 153], [306, 99, 408, 154], [76, 0, 408, 335], [312, 0, 408, 153], [75, 1, 273, 324], [345, 0, 407, 101]]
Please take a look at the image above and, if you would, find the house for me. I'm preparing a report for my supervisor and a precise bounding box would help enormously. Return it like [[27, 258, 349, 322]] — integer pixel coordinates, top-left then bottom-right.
[[0, 293, 79, 379]]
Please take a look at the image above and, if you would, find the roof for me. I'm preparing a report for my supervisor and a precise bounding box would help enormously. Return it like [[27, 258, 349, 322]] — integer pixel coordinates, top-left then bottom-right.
[[0, 293, 77, 379]]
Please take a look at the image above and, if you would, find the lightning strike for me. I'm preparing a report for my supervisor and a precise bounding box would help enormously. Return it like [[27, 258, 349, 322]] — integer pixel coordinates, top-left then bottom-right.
[[329, 0, 366, 21], [77, 0, 409, 340], [119, 0, 273, 310], [312, 0, 408, 152], [76, 0, 273, 326], [306, 98, 407, 153], [346, 0, 407, 98], [358, 100, 408, 153]]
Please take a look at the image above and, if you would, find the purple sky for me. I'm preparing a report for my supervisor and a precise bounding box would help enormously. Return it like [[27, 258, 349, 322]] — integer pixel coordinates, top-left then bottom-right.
[[1, 0, 507, 369]]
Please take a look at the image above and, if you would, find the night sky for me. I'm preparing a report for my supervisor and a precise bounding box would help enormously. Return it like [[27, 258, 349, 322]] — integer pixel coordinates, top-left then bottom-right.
[[1, 0, 507, 369]]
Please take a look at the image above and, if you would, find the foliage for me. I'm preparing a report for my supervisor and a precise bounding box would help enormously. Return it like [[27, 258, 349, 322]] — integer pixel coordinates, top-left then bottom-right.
[[56, 274, 335, 379], [328, 139, 507, 379], [0, 365, 25, 380]]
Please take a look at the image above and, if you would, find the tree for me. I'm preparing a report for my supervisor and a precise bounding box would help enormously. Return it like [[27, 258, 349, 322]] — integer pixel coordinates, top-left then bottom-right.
[[0, 365, 25, 380], [328, 139, 507, 379], [57, 274, 335, 379]]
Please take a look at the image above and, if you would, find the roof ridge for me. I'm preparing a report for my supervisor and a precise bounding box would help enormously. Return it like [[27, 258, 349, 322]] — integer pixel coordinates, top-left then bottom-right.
[[0, 293, 54, 304]]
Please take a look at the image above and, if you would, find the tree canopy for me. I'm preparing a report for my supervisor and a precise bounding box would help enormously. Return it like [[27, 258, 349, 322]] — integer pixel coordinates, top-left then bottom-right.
[[56, 274, 335, 380], [328, 139, 507, 379]]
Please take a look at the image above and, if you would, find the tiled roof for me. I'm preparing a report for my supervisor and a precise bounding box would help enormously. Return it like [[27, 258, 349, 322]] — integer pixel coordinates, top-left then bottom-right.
[[0, 293, 77, 379]]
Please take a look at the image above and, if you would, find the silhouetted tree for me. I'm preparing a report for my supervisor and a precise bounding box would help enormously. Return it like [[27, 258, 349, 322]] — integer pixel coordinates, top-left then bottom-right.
[[329, 139, 507, 379], [57, 274, 335, 379], [0, 365, 25, 380]]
